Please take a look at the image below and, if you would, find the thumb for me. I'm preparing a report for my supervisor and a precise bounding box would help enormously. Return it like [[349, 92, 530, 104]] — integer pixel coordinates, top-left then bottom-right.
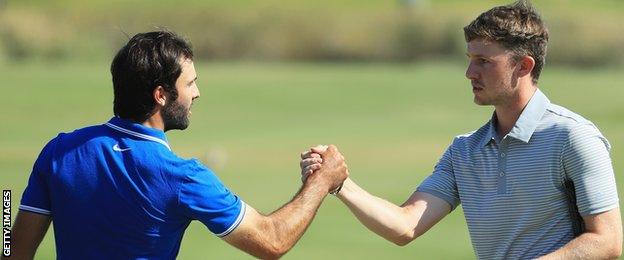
[[310, 145, 329, 154]]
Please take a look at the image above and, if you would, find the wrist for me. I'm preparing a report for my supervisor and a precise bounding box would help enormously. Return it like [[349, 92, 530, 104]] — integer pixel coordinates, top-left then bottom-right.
[[304, 173, 333, 193], [329, 182, 344, 195], [335, 178, 353, 199]]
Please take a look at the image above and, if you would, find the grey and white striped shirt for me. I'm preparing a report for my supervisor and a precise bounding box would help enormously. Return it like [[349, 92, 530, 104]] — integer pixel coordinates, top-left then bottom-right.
[[418, 89, 619, 259]]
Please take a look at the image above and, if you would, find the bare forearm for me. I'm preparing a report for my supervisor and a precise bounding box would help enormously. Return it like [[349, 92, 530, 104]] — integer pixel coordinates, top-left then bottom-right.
[[262, 177, 329, 255], [540, 232, 621, 259], [227, 145, 349, 259], [540, 208, 623, 260], [337, 178, 419, 245]]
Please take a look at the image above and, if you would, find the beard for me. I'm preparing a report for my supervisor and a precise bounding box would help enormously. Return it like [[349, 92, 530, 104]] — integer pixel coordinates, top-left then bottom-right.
[[474, 76, 517, 106], [162, 100, 190, 131]]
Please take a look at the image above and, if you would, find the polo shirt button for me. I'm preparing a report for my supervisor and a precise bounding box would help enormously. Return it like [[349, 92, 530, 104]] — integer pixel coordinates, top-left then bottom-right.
[[499, 172, 505, 177], [500, 153, 506, 158]]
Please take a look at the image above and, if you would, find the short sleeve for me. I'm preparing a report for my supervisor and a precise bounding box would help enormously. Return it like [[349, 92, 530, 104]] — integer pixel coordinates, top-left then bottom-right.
[[178, 161, 245, 237], [19, 138, 57, 215], [417, 140, 460, 210], [563, 124, 619, 216]]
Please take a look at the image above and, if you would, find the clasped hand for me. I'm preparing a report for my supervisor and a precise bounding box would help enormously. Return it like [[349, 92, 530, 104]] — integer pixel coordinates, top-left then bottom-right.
[[299, 145, 348, 194]]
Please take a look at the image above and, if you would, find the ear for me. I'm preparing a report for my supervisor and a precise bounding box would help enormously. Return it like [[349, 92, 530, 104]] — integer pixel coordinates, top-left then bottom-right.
[[517, 55, 535, 78], [153, 86, 167, 108]]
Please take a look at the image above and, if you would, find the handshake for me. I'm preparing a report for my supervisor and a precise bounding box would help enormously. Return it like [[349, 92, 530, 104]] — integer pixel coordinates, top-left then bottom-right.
[[299, 145, 349, 195]]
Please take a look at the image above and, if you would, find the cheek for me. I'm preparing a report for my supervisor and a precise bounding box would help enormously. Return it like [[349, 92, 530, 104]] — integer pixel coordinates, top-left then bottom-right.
[[184, 92, 194, 106], [487, 67, 507, 81], [178, 89, 191, 100]]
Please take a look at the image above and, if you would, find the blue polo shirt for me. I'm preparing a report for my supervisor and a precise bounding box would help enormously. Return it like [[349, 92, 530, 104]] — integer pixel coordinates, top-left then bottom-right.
[[20, 117, 246, 259], [418, 89, 619, 259]]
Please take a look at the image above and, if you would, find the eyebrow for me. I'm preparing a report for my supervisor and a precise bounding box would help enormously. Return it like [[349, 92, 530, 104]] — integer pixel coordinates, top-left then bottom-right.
[[188, 76, 197, 84], [466, 53, 485, 58]]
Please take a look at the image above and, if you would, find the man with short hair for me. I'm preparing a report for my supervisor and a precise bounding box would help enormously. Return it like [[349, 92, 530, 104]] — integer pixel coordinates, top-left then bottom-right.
[[9, 30, 348, 259], [302, 1, 622, 258]]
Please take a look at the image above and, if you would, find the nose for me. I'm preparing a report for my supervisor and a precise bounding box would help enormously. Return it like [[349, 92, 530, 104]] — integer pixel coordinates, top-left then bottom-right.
[[193, 84, 200, 99], [465, 62, 479, 81]]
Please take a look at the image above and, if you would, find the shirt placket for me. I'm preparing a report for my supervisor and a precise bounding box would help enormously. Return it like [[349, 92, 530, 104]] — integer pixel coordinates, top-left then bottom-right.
[[497, 138, 508, 194]]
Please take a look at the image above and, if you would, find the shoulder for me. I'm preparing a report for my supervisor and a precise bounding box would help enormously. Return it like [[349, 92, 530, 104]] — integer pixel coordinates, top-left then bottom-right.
[[450, 122, 491, 150], [173, 157, 233, 202], [157, 152, 217, 182], [31, 124, 107, 172], [454, 129, 481, 143], [36, 124, 104, 156], [544, 103, 610, 150], [50, 124, 113, 150], [544, 103, 605, 135], [544, 103, 592, 126]]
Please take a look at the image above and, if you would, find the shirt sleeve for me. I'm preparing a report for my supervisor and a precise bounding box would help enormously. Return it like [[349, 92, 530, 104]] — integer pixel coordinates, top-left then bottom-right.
[[177, 160, 245, 237], [417, 139, 460, 210], [19, 137, 57, 215], [563, 123, 619, 216]]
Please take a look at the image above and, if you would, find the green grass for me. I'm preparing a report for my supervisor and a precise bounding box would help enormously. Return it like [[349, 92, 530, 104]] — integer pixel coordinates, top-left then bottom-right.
[[1, 61, 622, 259]]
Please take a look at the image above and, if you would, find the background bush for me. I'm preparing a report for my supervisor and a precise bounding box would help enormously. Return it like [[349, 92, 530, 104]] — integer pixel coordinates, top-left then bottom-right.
[[0, 0, 622, 66]]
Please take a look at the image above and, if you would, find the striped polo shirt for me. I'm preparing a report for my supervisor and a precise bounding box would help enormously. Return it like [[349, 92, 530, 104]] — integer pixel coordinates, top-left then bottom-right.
[[417, 89, 619, 259]]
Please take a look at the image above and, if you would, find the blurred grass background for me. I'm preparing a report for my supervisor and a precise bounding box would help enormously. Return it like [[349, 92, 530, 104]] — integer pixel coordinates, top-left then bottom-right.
[[1, 0, 623, 259]]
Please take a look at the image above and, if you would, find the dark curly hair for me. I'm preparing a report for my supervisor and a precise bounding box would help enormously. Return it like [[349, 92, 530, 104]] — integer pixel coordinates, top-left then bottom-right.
[[111, 30, 194, 123], [464, 0, 549, 84]]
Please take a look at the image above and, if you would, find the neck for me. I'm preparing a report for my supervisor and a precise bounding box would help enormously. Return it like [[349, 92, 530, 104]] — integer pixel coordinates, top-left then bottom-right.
[[494, 84, 537, 137], [142, 111, 165, 131]]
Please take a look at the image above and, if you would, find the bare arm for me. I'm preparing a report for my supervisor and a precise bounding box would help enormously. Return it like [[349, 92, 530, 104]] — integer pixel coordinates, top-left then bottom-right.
[[336, 178, 451, 246], [223, 180, 327, 259], [300, 148, 452, 246], [539, 207, 622, 259], [222, 145, 348, 259], [3, 211, 51, 260]]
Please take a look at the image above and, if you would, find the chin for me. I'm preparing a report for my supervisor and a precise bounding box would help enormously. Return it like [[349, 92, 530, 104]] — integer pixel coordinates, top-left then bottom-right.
[[163, 120, 190, 132], [178, 120, 190, 130], [473, 97, 487, 106]]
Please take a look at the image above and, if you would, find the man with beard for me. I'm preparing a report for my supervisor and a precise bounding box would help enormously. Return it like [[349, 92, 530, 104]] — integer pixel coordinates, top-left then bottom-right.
[[302, 1, 621, 259], [8, 31, 348, 259]]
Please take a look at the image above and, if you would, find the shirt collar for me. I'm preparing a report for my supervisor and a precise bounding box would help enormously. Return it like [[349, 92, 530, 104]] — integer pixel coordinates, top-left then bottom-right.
[[507, 89, 550, 143], [479, 115, 498, 147], [479, 89, 550, 147], [105, 117, 171, 150]]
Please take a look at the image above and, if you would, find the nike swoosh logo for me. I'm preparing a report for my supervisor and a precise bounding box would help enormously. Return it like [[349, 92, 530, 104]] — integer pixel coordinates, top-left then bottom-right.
[[113, 143, 131, 152]]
